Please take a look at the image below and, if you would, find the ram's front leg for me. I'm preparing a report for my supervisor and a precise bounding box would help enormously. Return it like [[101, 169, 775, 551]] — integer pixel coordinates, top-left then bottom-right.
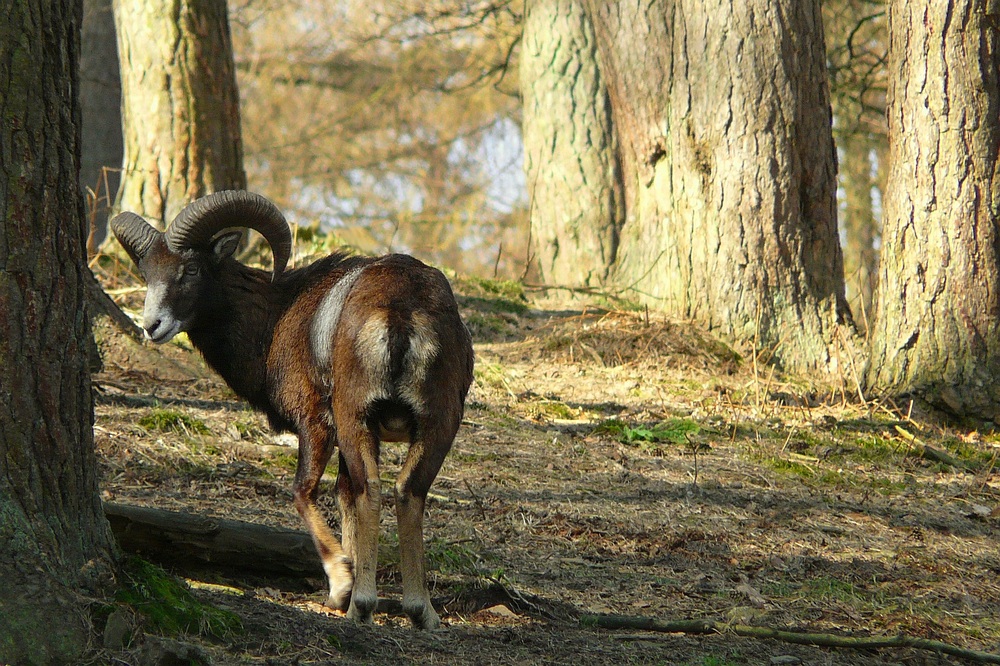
[[293, 423, 353, 609], [335, 419, 382, 624]]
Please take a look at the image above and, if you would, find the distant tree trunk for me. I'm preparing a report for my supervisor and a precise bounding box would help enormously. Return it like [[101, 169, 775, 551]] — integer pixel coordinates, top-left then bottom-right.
[[81, 0, 122, 253], [521, 0, 622, 288], [589, 0, 853, 372], [521, 1, 854, 372], [0, 1, 118, 663], [114, 0, 245, 226], [823, 0, 888, 338], [866, 0, 1000, 419], [839, 132, 878, 331]]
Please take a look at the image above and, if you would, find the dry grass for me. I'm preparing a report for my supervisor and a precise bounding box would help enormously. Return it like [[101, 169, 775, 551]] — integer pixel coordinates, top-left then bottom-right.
[[88, 262, 1000, 665]]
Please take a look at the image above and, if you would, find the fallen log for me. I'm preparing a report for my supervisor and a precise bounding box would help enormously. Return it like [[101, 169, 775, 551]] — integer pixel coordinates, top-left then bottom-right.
[[104, 502, 323, 578]]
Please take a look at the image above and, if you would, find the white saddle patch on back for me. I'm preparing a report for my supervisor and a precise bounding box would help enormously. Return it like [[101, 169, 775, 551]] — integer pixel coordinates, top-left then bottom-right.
[[311, 265, 365, 368]]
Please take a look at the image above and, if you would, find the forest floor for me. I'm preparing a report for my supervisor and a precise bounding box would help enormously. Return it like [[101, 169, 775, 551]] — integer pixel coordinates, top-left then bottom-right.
[[89, 271, 1000, 666]]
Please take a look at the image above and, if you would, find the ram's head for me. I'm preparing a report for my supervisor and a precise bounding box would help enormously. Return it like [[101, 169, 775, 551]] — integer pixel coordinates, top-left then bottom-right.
[[111, 190, 292, 343]]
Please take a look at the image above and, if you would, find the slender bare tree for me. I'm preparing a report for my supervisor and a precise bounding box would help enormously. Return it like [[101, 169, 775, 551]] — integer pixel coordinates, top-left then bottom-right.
[[232, 0, 526, 277], [80, 0, 122, 252], [825, 0, 888, 330]]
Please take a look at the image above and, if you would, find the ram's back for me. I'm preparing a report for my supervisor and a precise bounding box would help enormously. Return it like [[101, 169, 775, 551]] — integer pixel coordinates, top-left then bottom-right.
[[267, 254, 473, 438]]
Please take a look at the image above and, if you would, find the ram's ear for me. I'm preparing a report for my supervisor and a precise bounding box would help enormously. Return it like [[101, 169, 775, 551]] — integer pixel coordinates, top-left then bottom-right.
[[210, 231, 243, 265]]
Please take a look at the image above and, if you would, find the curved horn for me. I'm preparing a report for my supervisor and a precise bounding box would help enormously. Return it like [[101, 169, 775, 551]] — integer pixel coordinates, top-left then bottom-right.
[[111, 212, 162, 266], [165, 190, 292, 280]]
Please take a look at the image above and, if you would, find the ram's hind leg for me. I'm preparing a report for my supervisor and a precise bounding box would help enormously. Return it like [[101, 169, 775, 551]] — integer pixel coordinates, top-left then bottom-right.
[[293, 424, 353, 610], [395, 420, 457, 630], [335, 418, 382, 624]]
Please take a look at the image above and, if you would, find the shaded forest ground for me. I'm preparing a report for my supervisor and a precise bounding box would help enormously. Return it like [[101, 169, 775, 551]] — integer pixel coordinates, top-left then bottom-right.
[[89, 269, 1000, 665]]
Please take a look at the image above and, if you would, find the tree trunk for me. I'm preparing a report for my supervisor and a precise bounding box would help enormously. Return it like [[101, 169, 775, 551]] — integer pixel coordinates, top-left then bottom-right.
[[865, 0, 1000, 420], [0, 2, 118, 662], [839, 132, 879, 332], [594, 0, 854, 373], [114, 0, 246, 226], [521, 0, 623, 287], [521, 0, 855, 372], [80, 0, 122, 253]]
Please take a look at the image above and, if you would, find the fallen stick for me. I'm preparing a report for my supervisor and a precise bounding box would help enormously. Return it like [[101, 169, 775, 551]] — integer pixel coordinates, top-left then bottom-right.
[[580, 614, 1000, 664]]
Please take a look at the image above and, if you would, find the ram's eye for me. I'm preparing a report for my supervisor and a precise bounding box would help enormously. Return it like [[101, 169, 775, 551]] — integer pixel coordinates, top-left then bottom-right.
[[183, 263, 200, 276]]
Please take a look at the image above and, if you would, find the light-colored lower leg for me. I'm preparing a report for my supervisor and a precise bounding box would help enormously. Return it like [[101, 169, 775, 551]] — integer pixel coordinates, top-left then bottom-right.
[[301, 503, 353, 608], [396, 490, 439, 630], [346, 477, 381, 623], [339, 496, 357, 576]]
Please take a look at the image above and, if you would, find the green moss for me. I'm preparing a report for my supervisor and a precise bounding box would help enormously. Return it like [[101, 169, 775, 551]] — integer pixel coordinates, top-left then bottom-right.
[[866, 476, 907, 496], [0, 585, 90, 665], [426, 538, 501, 580], [941, 437, 996, 470], [456, 276, 528, 316], [426, 538, 482, 576], [762, 457, 815, 479], [138, 409, 210, 435], [595, 418, 700, 446], [806, 576, 861, 602], [465, 312, 515, 337], [473, 362, 511, 391], [232, 416, 269, 441], [464, 276, 525, 301], [528, 399, 577, 421], [850, 435, 903, 463], [267, 451, 299, 472], [817, 469, 848, 486], [116, 558, 242, 638], [593, 418, 701, 456]]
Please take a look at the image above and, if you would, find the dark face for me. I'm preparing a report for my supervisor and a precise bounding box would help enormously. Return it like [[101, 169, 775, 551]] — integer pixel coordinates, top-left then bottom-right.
[[139, 245, 207, 344], [137, 232, 241, 344]]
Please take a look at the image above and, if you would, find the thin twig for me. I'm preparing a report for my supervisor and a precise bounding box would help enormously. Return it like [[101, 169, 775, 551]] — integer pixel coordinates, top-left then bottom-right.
[[581, 614, 1000, 664]]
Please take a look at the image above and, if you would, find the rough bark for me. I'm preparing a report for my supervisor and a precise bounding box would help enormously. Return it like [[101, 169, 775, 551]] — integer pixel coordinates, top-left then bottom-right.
[[105, 503, 323, 577], [0, 1, 118, 662], [520, 1, 855, 372], [865, 0, 1000, 420], [80, 0, 122, 252], [590, 0, 854, 373], [521, 0, 623, 287], [114, 0, 246, 226]]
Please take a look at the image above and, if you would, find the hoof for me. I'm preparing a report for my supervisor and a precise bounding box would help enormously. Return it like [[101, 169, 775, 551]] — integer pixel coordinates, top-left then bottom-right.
[[346, 595, 377, 624], [327, 590, 352, 613], [404, 603, 441, 631]]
